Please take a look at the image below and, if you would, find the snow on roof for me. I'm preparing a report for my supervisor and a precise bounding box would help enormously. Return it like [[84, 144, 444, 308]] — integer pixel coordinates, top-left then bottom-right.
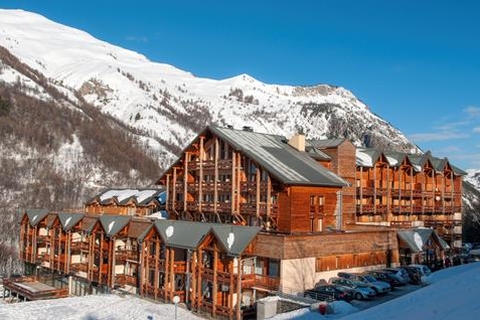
[[97, 189, 160, 204], [356, 149, 374, 167]]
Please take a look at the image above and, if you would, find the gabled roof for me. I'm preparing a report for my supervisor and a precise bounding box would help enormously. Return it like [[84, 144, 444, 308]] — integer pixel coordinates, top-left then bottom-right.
[[383, 150, 408, 168], [57, 212, 85, 231], [87, 188, 164, 206], [209, 126, 348, 187], [357, 147, 466, 175], [152, 220, 260, 256], [99, 215, 132, 238], [397, 228, 449, 252], [154, 220, 211, 250], [210, 224, 261, 256], [24, 209, 50, 227], [356, 148, 383, 167], [309, 138, 347, 149], [81, 216, 99, 234], [127, 219, 152, 240], [45, 213, 58, 229]]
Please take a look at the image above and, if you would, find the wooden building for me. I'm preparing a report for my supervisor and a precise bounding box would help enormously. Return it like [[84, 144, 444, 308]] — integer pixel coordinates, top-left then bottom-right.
[[20, 209, 266, 319], [85, 188, 164, 217], [17, 125, 464, 318], [355, 148, 465, 249]]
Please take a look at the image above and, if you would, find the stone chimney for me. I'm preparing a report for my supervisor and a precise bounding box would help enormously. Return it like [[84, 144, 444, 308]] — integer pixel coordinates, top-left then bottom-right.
[[288, 133, 305, 152]]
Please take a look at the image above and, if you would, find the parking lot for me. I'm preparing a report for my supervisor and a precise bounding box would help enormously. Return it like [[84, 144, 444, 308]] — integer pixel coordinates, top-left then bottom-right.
[[350, 283, 421, 311]]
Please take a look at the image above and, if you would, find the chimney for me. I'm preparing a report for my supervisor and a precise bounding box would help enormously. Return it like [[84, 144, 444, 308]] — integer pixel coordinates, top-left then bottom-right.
[[288, 133, 305, 152]]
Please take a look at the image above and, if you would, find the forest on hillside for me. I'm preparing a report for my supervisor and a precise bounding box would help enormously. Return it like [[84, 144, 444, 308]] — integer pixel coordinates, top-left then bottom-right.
[[0, 48, 163, 276]]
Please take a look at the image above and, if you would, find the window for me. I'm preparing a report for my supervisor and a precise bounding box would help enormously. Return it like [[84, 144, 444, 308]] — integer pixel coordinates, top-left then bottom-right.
[[268, 259, 280, 277]]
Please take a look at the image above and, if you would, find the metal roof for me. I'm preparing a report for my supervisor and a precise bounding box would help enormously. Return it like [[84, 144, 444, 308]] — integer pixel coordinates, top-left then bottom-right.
[[57, 212, 85, 231], [153, 220, 260, 255], [87, 188, 164, 206], [211, 224, 261, 256], [357, 148, 466, 175], [309, 138, 347, 149], [154, 220, 211, 250], [24, 209, 50, 227], [210, 126, 348, 187], [397, 228, 449, 252], [99, 215, 132, 238]]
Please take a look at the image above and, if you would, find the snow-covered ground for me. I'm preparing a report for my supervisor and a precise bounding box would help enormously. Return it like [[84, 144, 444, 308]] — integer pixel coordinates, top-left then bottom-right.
[[1, 262, 479, 319], [270, 262, 480, 320], [0, 293, 203, 320]]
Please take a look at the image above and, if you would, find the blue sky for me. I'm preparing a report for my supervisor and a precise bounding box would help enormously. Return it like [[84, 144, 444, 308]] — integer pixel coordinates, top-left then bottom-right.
[[3, 1, 480, 170]]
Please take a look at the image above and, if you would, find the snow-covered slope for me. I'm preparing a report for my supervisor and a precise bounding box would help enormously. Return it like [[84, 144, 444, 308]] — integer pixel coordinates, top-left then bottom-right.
[[0, 9, 416, 166], [465, 169, 480, 190]]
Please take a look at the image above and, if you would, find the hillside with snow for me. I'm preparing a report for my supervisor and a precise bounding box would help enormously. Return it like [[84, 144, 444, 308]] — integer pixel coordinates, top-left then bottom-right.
[[0, 9, 417, 167], [1, 8, 480, 276]]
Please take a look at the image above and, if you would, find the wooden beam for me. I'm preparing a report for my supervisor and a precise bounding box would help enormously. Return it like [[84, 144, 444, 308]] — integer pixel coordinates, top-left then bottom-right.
[[191, 251, 197, 311], [172, 168, 177, 213], [184, 152, 189, 212], [256, 167, 260, 219], [166, 174, 171, 211], [199, 137, 204, 213], [214, 138, 219, 215], [236, 258, 242, 320], [212, 247, 218, 317]]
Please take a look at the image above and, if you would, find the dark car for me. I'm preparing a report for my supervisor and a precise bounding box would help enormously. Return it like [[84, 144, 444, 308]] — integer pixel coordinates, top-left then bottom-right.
[[304, 284, 354, 302], [366, 270, 401, 288]]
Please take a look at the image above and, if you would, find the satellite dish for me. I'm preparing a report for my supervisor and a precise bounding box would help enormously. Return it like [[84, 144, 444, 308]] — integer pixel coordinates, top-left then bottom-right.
[[414, 232, 423, 251], [166, 225, 174, 239]]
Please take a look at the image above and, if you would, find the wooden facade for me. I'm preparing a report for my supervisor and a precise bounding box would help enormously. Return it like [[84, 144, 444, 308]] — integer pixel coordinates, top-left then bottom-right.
[[17, 126, 464, 318], [355, 149, 464, 249], [157, 126, 348, 234], [19, 210, 264, 319]]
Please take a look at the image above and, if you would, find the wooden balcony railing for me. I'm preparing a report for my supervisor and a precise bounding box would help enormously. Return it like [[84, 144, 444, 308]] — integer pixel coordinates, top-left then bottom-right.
[[390, 221, 413, 228], [117, 250, 139, 262]]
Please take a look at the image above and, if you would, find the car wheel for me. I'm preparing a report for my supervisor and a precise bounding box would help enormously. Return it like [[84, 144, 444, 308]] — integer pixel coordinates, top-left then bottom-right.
[[355, 292, 363, 300]]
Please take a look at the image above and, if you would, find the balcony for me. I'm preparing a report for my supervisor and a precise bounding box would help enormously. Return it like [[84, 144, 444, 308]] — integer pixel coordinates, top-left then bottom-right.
[[242, 274, 280, 291], [71, 242, 89, 251], [117, 250, 139, 262], [392, 205, 412, 214]]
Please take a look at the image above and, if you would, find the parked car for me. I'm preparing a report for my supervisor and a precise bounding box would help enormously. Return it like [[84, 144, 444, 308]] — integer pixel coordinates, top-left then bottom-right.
[[366, 270, 401, 288], [407, 264, 432, 284], [382, 267, 411, 285], [338, 272, 391, 294], [329, 277, 376, 300], [304, 284, 354, 302]]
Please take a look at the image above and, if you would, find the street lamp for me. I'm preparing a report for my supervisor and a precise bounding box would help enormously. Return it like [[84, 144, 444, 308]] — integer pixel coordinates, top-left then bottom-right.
[[172, 295, 180, 320]]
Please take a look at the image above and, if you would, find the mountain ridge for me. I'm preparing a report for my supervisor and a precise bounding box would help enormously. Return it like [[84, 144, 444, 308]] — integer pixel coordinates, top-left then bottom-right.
[[0, 9, 419, 168]]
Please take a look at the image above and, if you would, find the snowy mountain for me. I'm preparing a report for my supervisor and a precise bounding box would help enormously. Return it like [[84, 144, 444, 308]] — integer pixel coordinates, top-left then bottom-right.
[[465, 169, 480, 190], [0, 9, 418, 168]]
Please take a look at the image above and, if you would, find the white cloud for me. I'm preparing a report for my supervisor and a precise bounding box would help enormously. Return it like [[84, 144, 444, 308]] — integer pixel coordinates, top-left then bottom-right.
[[408, 131, 468, 142], [464, 106, 480, 118], [472, 126, 480, 133]]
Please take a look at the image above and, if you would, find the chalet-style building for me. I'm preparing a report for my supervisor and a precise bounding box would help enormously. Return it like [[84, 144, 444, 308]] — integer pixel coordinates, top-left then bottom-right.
[[17, 125, 464, 319], [85, 188, 165, 216], [155, 125, 463, 291], [355, 148, 464, 249]]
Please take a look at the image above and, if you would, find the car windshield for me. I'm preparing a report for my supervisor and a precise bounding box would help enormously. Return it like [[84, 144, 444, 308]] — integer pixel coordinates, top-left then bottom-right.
[[364, 275, 377, 282]]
